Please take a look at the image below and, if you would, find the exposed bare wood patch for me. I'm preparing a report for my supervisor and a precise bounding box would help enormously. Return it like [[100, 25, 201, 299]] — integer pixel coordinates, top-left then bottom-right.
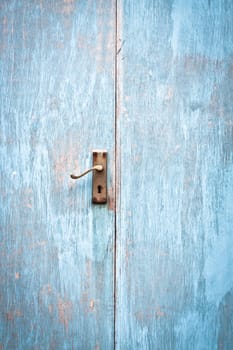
[[108, 186, 115, 211], [6, 310, 23, 321], [89, 299, 95, 311], [57, 297, 73, 331], [15, 272, 20, 279], [40, 284, 53, 295]]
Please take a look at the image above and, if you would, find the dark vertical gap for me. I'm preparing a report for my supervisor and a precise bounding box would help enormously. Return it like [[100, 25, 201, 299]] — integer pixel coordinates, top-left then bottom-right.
[[114, 0, 118, 349]]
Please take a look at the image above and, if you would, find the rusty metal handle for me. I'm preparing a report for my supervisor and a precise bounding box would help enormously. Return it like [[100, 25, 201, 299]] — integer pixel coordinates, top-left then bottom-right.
[[70, 165, 103, 180]]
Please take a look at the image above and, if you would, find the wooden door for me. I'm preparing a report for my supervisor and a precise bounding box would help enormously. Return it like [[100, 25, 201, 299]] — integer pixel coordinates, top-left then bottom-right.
[[1, 1, 233, 350], [0, 1, 115, 349], [116, 1, 233, 349]]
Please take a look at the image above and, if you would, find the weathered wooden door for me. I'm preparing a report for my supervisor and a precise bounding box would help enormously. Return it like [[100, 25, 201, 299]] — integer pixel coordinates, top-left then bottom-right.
[[116, 1, 233, 349], [0, 1, 115, 349], [1, 1, 233, 349]]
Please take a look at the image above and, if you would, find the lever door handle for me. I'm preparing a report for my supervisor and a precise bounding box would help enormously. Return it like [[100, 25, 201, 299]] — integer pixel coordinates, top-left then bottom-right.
[[70, 150, 107, 204], [70, 165, 103, 180]]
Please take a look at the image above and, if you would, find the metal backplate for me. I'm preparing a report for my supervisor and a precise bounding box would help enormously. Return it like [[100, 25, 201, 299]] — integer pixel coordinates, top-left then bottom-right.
[[92, 150, 107, 204]]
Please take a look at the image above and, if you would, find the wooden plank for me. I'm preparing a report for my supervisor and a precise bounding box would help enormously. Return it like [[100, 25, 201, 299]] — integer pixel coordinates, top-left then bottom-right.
[[0, 1, 115, 349], [116, 0, 233, 349]]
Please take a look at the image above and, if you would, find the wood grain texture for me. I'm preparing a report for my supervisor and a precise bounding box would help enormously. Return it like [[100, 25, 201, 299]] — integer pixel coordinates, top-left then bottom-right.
[[116, 0, 233, 349], [0, 1, 115, 349]]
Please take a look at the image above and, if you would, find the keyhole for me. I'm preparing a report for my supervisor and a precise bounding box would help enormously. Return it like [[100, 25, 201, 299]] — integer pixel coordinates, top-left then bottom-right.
[[98, 185, 102, 194]]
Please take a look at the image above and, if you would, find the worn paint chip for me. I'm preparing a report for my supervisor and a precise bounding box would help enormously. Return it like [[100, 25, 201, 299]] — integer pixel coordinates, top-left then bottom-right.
[[57, 297, 73, 330], [15, 272, 20, 279], [89, 299, 95, 311]]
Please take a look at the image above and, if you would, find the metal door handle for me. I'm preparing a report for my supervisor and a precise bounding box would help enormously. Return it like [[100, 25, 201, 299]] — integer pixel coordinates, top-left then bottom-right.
[[70, 165, 103, 179], [70, 150, 107, 204]]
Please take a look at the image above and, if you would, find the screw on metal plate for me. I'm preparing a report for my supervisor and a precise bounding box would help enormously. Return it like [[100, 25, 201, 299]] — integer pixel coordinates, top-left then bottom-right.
[[70, 150, 107, 204]]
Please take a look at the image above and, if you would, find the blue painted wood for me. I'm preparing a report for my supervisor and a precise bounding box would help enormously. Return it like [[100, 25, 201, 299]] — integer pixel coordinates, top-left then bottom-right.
[[0, 1, 115, 349], [116, 0, 233, 349], [2, 1, 233, 348]]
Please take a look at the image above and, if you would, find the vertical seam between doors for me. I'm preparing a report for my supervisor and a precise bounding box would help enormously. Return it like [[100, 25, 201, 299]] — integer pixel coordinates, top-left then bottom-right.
[[114, 0, 118, 349]]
